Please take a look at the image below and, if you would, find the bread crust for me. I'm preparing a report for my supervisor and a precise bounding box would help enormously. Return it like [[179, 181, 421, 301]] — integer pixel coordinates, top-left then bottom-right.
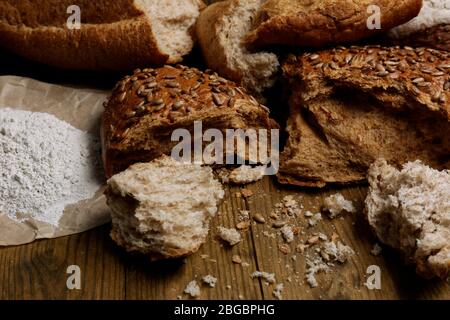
[[0, 0, 205, 70], [101, 65, 279, 178], [279, 46, 450, 187], [196, 1, 242, 83], [245, 0, 423, 49]]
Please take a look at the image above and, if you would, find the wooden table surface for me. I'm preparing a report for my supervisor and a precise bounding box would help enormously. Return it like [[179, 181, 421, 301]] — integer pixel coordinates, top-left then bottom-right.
[[0, 14, 449, 300]]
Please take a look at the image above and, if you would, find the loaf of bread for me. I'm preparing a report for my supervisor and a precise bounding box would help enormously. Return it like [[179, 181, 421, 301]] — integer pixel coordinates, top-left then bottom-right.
[[388, 0, 450, 39], [365, 159, 450, 279], [0, 0, 205, 70], [279, 46, 450, 187], [244, 0, 423, 49], [105, 156, 224, 260], [101, 65, 279, 178], [196, 0, 280, 95]]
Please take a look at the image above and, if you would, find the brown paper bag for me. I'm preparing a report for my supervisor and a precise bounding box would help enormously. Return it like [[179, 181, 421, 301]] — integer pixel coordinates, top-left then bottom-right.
[[0, 76, 111, 246]]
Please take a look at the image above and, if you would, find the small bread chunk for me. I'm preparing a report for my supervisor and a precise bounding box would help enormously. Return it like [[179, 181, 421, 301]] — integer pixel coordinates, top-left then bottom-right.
[[202, 275, 218, 288], [322, 194, 356, 219], [228, 165, 266, 184], [365, 159, 450, 279], [105, 156, 224, 260], [184, 280, 201, 298], [217, 226, 241, 246]]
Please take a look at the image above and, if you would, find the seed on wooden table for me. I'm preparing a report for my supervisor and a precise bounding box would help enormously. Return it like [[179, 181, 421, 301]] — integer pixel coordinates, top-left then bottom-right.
[[272, 220, 287, 228], [253, 214, 266, 224]]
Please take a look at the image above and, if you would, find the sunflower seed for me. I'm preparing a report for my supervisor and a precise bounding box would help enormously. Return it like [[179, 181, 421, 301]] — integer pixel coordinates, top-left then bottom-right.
[[212, 86, 221, 93], [377, 71, 389, 77], [118, 92, 126, 102], [432, 71, 445, 77], [310, 54, 320, 61], [376, 64, 386, 72], [163, 74, 177, 79]]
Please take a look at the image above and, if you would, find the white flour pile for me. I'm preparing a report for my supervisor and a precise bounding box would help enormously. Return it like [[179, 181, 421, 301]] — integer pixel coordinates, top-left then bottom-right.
[[0, 108, 101, 226]]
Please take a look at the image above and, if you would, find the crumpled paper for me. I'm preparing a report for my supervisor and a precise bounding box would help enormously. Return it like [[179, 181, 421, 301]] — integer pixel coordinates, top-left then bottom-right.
[[0, 75, 111, 246]]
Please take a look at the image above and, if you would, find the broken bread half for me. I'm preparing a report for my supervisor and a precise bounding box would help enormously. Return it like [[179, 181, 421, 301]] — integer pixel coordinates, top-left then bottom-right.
[[196, 0, 280, 95], [365, 159, 450, 279], [279, 45, 450, 187], [105, 155, 224, 260], [0, 0, 205, 70]]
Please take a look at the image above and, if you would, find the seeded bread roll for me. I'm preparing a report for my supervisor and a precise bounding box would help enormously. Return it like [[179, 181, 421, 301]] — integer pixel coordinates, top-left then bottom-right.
[[244, 0, 423, 50], [0, 0, 205, 70], [279, 46, 450, 187], [101, 65, 279, 178], [365, 159, 450, 279], [196, 0, 280, 95], [105, 155, 224, 260]]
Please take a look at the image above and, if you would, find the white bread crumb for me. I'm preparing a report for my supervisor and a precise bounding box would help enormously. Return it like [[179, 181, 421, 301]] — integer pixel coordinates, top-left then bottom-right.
[[272, 283, 284, 300], [228, 165, 266, 184], [202, 275, 218, 288], [308, 212, 322, 227], [184, 280, 201, 298], [281, 225, 294, 243], [251, 271, 276, 284], [321, 241, 355, 263], [305, 257, 330, 288], [217, 226, 242, 246], [322, 193, 355, 218]]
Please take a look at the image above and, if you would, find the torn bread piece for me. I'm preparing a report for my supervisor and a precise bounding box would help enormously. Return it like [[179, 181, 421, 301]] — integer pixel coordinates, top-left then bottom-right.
[[365, 159, 450, 279], [0, 0, 205, 70], [105, 155, 224, 260], [196, 0, 279, 95]]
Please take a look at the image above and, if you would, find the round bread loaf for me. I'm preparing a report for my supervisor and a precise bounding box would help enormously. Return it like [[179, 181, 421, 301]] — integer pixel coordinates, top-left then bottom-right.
[[101, 65, 279, 178]]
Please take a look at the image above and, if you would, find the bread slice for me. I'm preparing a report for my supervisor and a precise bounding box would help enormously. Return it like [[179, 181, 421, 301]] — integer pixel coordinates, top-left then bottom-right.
[[388, 0, 450, 39], [365, 159, 450, 279], [0, 0, 205, 70], [196, 0, 280, 95], [101, 65, 279, 178], [244, 0, 422, 50], [279, 46, 450, 187], [105, 155, 224, 260]]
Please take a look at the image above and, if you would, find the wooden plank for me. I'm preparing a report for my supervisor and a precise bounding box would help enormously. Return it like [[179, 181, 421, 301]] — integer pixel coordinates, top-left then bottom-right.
[[124, 186, 263, 300], [243, 177, 450, 300], [0, 225, 126, 300]]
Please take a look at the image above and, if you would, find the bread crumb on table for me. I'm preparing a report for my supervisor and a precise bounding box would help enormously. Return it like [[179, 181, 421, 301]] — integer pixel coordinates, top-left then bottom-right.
[[280, 225, 294, 243], [251, 271, 276, 284], [322, 193, 356, 218], [272, 283, 284, 300], [202, 275, 218, 288], [184, 280, 201, 298], [217, 226, 242, 246], [228, 165, 266, 184]]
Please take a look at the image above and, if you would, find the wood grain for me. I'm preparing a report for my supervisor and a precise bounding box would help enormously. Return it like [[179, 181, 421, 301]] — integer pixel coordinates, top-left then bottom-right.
[[0, 177, 448, 300]]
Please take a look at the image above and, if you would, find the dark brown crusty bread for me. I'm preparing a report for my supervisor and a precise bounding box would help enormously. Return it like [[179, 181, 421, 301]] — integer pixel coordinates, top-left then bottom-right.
[[101, 65, 279, 178], [244, 0, 423, 50], [279, 45, 450, 187], [387, 24, 450, 52], [0, 0, 205, 70]]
